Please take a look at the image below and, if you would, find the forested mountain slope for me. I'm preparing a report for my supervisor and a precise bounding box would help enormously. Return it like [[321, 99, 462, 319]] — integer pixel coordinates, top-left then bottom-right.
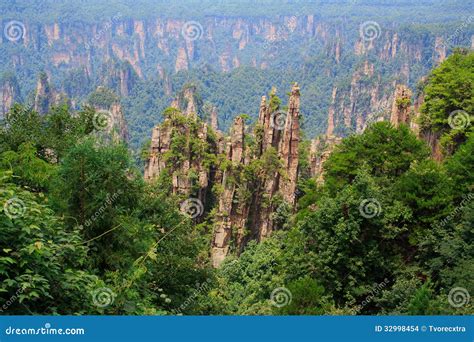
[[0, 49, 472, 315], [1, 0, 472, 148]]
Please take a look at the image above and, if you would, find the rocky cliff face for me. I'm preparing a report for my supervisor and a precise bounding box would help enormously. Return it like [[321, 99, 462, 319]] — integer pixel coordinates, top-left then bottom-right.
[[144, 84, 301, 267], [4, 16, 470, 102], [325, 58, 393, 137], [212, 84, 301, 266], [2, 15, 470, 149], [143, 124, 172, 181], [389, 83, 443, 160], [211, 115, 246, 265], [33, 72, 71, 115], [308, 79, 445, 182], [279, 84, 300, 204], [88, 86, 129, 142], [390, 85, 413, 127], [0, 75, 21, 118], [108, 102, 129, 143], [144, 85, 211, 198], [99, 60, 139, 97], [34, 73, 54, 115], [309, 135, 342, 184], [209, 105, 219, 132]]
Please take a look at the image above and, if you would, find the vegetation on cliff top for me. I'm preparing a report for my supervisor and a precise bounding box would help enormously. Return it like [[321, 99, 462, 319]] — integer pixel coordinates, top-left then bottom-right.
[[0, 48, 472, 316], [1, 0, 470, 23]]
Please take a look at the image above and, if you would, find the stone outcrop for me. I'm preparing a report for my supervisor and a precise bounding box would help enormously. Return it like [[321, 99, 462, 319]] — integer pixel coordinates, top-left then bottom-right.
[[144, 85, 211, 198], [210, 105, 219, 132], [34, 73, 54, 115], [310, 82, 415, 183], [328, 59, 395, 135], [326, 87, 337, 137], [99, 60, 138, 97], [109, 102, 129, 142], [33, 72, 71, 115], [309, 135, 342, 183], [143, 76, 453, 268], [211, 84, 301, 267], [171, 84, 200, 118], [410, 85, 425, 135], [175, 46, 189, 72], [142, 77, 452, 268], [390, 85, 413, 127], [144, 84, 301, 268], [211, 116, 245, 266], [88, 86, 129, 142], [420, 129, 443, 161], [389, 83, 443, 160], [279, 84, 300, 204], [310, 81, 444, 177], [0, 74, 21, 118], [434, 36, 447, 64], [8, 16, 470, 80], [144, 124, 171, 181], [3, 15, 468, 123]]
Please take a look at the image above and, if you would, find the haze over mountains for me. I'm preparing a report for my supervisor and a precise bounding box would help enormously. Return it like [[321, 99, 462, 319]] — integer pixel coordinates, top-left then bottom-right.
[[0, 0, 473, 316], [1, 0, 472, 148]]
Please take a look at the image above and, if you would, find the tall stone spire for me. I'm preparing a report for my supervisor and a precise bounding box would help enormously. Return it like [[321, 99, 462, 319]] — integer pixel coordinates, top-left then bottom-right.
[[183, 86, 197, 118], [210, 105, 219, 131], [256, 95, 267, 155], [145, 84, 303, 268], [390, 84, 412, 127], [0, 74, 21, 118], [144, 125, 171, 181], [211, 116, 245, 267], [279, 83, 300, 204], [34, 72, 53, 115], [326, 87, 337, 137]]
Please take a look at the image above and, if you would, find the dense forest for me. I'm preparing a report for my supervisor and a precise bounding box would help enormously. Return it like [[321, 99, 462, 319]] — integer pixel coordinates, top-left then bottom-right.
[[1, 0, 473, 151], [0, 50, 472, 315], [1, 0, 471, 23]]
